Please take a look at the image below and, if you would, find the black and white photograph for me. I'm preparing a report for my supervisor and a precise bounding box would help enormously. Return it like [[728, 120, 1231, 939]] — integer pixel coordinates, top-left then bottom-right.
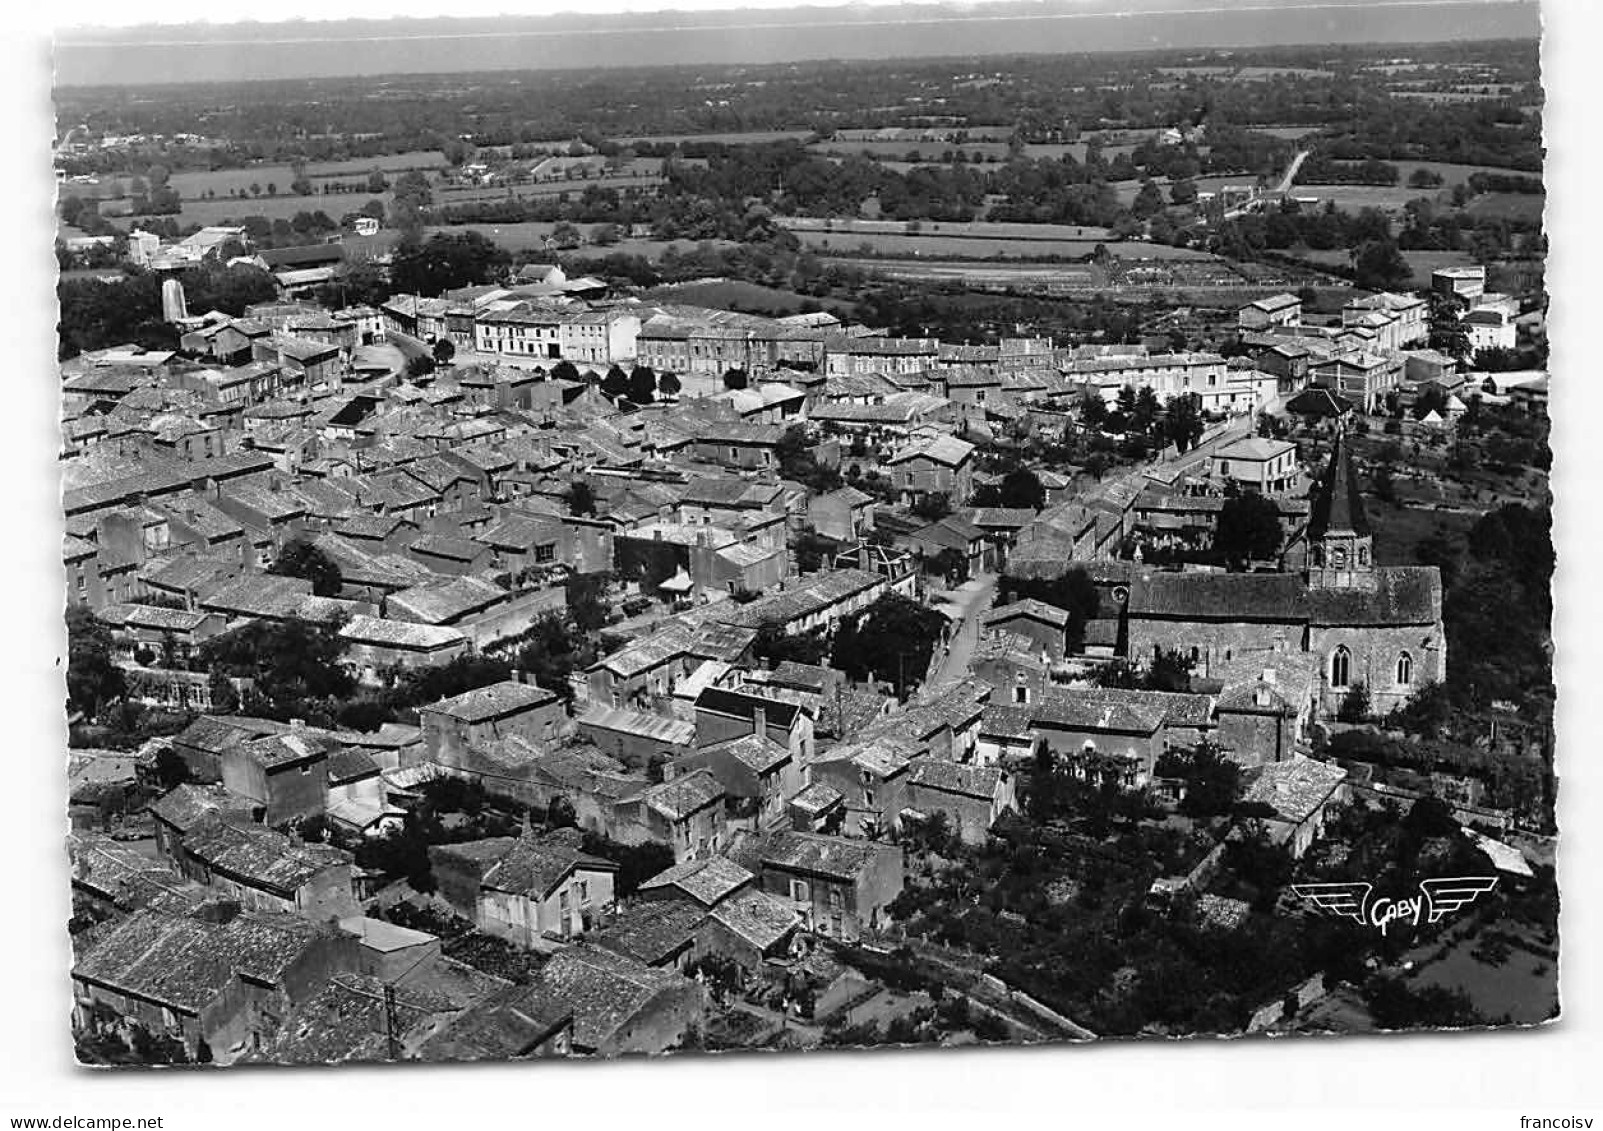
[[3, 0, 1597, 1121]]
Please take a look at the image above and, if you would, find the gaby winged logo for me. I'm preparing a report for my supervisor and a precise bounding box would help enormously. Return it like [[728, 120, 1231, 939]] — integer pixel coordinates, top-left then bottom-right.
[[1291, 877, 1498, 936]]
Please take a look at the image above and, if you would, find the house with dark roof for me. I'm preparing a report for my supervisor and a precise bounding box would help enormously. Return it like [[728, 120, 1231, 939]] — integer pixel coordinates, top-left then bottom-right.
[[149, 782, 263, 863], [607, 769, 728, 864], [636, 855, 755, 909], [693, 686, 813, 776], [1213, 657, 1319, 766], [473, 828, 620, 950], [419, 982, 576, 1061], [904, 758, 1017, 845], [178, 816, 358, 919], [668, 729, 803, 832], [218, 726, 333, 826], [515, 943, 704, 1056], [1241, 757, 1350, 858], [1029, 686, 1213, 787], [752, 830, 904, 943], [885, 434, 976, 507], [419, 679, 566, 769], [982, 598, 1071, 659], [593, 897, 705, 971], [72, 906, 356, 1065], [697, 886, 804, 972]]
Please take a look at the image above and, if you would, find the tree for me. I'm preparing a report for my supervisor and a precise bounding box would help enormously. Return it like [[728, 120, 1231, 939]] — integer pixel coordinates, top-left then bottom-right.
[[658, 371, 682, 398], [1132, 179, 1166, 219], [600, 365, 630, 400], [405, 355, 437, 379], [1338, 682, 1372, 723], [551, 360, 580, 384], [270, 537, 343, 597], [1078, 390, 1108, 430], [564, 572, 612, 633], [550, 221, 583, 250], [1214, 493, 1283, 568], [1353, 239, 1412, 292], [151, 746, 194, 791], [722, 368, 749, 390], [197, 615, 354, 725], [627, 366, 657, 405], [911, 493, 951, 522], [66, 605, 125, 718], [432, 339, 456, 366], [366, 170, 390, 194], [973, 468, 1045, 511], [1163, 393, 1204, 452], [567, 480, 597, 517], [830, 593, 949, 698], [390, 231, 510, 297], [1154, 741, 1241, 821]]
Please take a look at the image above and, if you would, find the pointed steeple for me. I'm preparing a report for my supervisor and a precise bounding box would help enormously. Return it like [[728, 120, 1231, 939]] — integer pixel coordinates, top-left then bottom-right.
[[1305, 430, 1374, 589], [1308, 430, 1371, 541]]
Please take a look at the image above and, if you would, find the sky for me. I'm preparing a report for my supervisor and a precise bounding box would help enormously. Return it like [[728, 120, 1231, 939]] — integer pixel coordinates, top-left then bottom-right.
[[52, 0, 1541, 87]]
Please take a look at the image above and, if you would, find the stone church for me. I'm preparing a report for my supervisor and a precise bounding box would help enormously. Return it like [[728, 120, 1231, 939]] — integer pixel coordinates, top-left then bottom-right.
[[1124, 433, 1445, 719]]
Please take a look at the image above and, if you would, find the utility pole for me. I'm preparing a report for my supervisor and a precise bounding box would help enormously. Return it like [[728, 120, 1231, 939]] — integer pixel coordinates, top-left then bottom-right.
[[384, 982, 400, 1062]]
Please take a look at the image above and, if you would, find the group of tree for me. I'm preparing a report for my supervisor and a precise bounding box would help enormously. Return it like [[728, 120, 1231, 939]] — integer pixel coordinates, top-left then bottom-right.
[[388, 230, 511, 296], [829, 593, 950, 698], [1213, 492, 1285, 569], [269, 537, 343, 597], [57, 260, 278, 359], [971, 467, 1047, 512], [996, 568, 1100, 653], [598, 363, 661, 405]]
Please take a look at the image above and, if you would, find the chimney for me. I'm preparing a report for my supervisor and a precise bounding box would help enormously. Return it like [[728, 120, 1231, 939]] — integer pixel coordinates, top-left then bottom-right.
[[752, 704, 767, 739], [290, 718, 306, 732], [511, 669, 523, 685], [1261, 669, 1277, 686]]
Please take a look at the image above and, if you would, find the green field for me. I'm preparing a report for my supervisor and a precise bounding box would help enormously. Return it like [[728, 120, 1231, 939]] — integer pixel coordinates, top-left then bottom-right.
[[1288, 184, 1431, 211], [796, 230, 1124, 258], [1022, 142, 1138, 162], [1468, 193, 1546, 222], [436, 173, 666, 206], [810, 140, 1011, 161], [829, 258, 1102, 287], [424, 221, 730, 259], [611, 130, 813, 146], [1294, 247, 1478, 287], [126, 193, 388, 228], [645, 278, 855, 316], [778, 217, 1112, 242], [1246, 126, 1325, 140], [166, 152, 446, 200]]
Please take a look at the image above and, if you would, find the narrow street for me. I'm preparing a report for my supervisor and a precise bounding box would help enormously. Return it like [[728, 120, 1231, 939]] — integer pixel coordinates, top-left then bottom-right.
[[928, 571, 999, 687]]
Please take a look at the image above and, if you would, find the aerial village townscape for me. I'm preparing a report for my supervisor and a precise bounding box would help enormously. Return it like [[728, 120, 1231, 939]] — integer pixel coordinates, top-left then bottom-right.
[[53, 33, 1557, 1066]]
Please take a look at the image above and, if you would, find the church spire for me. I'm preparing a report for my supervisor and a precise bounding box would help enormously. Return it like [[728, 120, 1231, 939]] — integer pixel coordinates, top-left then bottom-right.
[[1308, 429, 1370, 542], [1306, 430, 1374, 589]]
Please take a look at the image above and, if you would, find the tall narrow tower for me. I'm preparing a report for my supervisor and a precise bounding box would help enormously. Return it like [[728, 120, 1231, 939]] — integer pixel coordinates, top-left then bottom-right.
[[161, 277, 188, 323], [1305, 431, 1374, 590]]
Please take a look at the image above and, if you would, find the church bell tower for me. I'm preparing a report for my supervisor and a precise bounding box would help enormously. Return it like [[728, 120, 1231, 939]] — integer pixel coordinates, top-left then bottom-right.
[[1305, 431, 1375, 590]]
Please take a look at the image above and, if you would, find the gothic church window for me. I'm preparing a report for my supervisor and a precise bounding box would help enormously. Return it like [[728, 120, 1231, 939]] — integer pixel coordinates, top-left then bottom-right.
[[1396, 652, 1413, 686], [1331, 646, 1351, 688]]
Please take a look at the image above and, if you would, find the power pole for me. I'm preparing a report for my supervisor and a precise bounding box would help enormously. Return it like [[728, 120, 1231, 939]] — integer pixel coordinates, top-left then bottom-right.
[[384, 982, 400, 1062]]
